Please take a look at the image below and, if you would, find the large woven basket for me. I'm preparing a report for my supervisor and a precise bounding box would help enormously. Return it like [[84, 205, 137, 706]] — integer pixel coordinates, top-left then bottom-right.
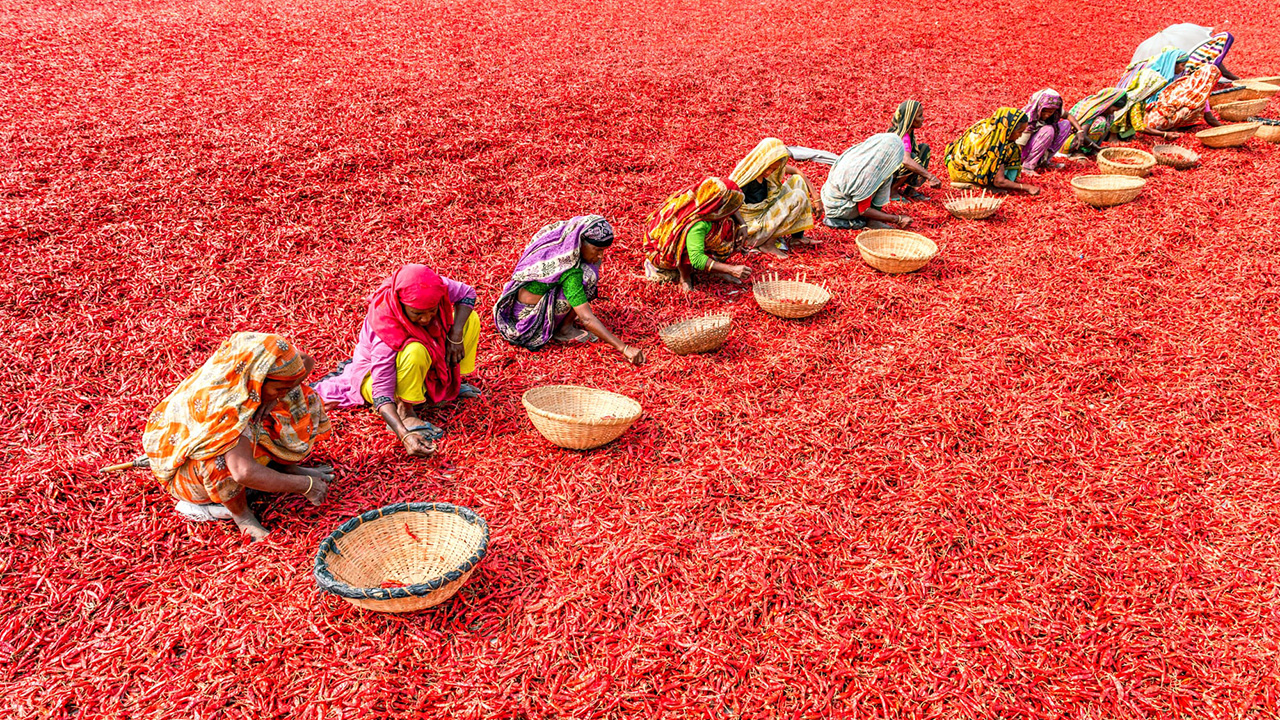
[[314, 502, 489, 613], [944, 193, 1003, 220], [1235, 81, 1280, 102], [1242, 76, 1280, 86], [1217, 99, 1271, 122], [1196, 122, 1259, 148], [1152, 144, 1200, 170], [855, 229, 938, 274], [1251, 117, 1280, 143], [1070, 175, 1146, 208], [522, 385, 641, 450], [1096, 147, 1156, 177], [659, 314, 731, 355], [1209, 86, 1250, 109], [752, 272, 832, 318]]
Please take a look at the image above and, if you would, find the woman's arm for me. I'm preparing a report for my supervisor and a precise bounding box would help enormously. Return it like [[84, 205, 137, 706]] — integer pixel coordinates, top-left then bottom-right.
[[573, 303, 643, 366], [900, 157, 942, 188], [992, 166, 1040, 195], [1203, 107, 1223, 127], [446, 301, 473, 365], [225, 436, 311, 492], [862, 207, 912, 228]]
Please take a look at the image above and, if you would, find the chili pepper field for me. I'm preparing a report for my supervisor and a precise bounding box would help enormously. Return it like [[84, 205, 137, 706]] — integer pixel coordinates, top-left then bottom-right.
[[5, 0, 1280, 715]]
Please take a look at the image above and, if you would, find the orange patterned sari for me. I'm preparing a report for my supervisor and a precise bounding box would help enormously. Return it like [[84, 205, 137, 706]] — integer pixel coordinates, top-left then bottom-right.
[[142, 333, 331, 503]]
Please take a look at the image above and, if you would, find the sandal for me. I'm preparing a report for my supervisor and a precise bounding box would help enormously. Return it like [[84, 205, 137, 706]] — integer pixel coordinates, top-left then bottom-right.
[[458, 383, 481, 399], [405, 422, 445, 442]]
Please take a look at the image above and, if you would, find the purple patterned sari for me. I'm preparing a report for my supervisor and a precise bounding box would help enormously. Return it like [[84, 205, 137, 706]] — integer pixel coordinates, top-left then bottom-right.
[[493, 215, 609, 350]]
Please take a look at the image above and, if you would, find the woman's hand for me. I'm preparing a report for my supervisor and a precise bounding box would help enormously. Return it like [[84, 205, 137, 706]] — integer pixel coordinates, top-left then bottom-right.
[[926, 175, 943, 189], [621, 345, 645, 366], [727, 264, 752, 281], [1023, 184, 1042, 196], [446, 337, 465, 366], [895, 215, 913, 229], [402, 433, 435, 457]]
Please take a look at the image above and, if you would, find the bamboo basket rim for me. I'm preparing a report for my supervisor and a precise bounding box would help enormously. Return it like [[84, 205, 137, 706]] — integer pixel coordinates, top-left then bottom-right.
[[855, 229, 939, 261], [1070, 174, 1146, 191], [1218, 98, 1271, 111], [752, 273, 832, 303], [658, 313, 732, 339], [1097, 146, 1156, 164], [313, 502, 489, 601], [1196, 122, 1260, 141], [944, 194, 1004, 218], [521, 385, 642, 427]]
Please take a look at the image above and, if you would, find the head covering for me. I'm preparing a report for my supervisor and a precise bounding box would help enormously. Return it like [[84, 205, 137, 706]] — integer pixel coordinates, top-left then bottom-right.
[[1022, 89, 1063, 127], [507, 215, 611, 286], [142, 332, 330, 487], [820, 133, 906, 213], [1185, 32, 1233, 74], [943, 107, 1028, 185], [887, 100, 923, 141], [1118, 46, 1187, 89], [1070, 88, 1128, 125], [729, 138, 791, 188], [643, 177, 744, 270], [366, 264, 458, 403], [580, 220, 614, 247]]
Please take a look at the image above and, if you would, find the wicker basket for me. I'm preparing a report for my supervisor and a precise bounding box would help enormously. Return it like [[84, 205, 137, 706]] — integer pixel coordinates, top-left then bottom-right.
[[1070, 175, 1146, 208], [855, 230, 938, 274], [1096, 147, 1156, 177], [522, 385, 641, 450], [314, 502, 489, 613], [944, 193, 1004, 220], [1196, 122, 1260, 148], [1217, 99, 1271, 122], [1251, 117, 1280, 143], [1151, 144, 1200, 170], [1209, 86, 1250, 109], [1235, 81, 1280, 102], [1242, 76, 1280, 86], [659, 314, 731, 355], [752, 272, 832, 318]]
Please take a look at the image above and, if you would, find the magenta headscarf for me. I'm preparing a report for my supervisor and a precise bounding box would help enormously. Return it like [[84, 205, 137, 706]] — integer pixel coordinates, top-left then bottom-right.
[[1023, 89, 1064, 130], [367, 264, 459, 403]]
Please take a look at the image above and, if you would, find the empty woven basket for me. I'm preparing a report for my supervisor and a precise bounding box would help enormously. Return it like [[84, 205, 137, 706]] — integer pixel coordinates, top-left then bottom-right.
[[522, 385, 642, 450], [1217, 99, 1271, 122], [314, 502, 489, 613], [1252, 117, 1280, 143], [1151, 144, 1200, 170], [1070, 175, 1146, 208], [1196, 122, 1260, 148], [752, 272, 832, 318], [659, 314, 731, 355], [1096, 147, 1156, 177], [944, 193, 1004, 220], [1209, 86, 1249, 109], [855, 229, 938, 274]]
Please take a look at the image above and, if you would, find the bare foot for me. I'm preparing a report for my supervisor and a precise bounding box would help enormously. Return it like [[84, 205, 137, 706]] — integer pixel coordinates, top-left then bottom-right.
[[758, 243, 788, 259], [234, 515, 270, 541]]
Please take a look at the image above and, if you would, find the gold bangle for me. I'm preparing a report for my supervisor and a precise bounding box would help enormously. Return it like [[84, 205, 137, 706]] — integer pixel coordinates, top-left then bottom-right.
[[305, 476, 314, 496]]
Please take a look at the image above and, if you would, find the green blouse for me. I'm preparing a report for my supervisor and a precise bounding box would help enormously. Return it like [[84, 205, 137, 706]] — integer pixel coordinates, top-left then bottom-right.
[[686, 221, 712, 271], [523, 267, 589, 307]]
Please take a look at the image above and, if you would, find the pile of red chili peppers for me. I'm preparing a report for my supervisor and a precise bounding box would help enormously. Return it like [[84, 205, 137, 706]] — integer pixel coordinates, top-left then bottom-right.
[[4, 0, 1280, 716]]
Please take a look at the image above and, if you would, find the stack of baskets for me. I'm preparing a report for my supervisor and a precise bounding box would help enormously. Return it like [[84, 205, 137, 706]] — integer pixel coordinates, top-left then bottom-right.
[[1251, 117, 1280, 144], [1096, 147, 1156, 177]]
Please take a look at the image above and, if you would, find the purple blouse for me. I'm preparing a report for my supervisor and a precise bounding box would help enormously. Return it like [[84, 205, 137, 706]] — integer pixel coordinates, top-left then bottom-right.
[[314, 276, 475, 408]]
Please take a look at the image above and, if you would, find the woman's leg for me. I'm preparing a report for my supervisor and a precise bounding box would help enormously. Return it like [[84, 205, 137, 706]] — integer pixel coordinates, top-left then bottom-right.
[[1021, 125, 1058, 172]]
